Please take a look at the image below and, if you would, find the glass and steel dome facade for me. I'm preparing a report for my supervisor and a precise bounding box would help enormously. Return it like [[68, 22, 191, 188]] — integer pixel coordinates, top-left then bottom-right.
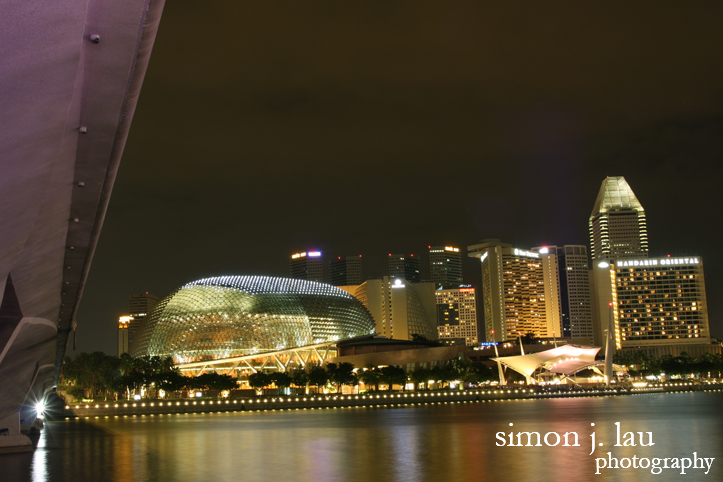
[[134, 276, 376, 363]]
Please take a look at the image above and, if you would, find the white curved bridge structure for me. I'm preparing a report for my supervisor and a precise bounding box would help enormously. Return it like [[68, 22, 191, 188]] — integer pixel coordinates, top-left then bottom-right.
[[0, 0, 166, 452]]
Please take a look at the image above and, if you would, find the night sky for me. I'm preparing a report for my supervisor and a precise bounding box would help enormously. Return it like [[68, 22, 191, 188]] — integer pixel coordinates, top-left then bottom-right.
[[75, 2, 723, 354]]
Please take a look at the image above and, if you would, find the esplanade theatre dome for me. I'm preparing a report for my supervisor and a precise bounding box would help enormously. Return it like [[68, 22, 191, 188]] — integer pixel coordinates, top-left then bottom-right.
[[134, 276, 376, 363]]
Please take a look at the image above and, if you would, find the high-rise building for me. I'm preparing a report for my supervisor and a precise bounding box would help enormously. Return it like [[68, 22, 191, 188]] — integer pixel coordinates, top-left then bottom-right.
[[290, 251, 324, 282], [124, 292, 159, 356], [354, 277, 437, 340], [388, 253, 422, 282], [591, 255, 711, 350], [118, 315, 132, 356], [129, 292, 159, 318], [468, 239, 561, 342], [589, 176, 648, 260], [435, 287, 478, 345], [428, 245, 464, 287], [533, 246, 594, 344], [329, 255, 363, 286]]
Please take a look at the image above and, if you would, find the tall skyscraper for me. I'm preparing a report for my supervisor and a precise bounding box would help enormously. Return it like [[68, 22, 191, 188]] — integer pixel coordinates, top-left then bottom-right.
[[118, 315, 132, 356], [388, 253, 422, 282], [428, 245, 464, 287], [329, 255, 363, 286], [591, 255, 711, 350], [534, 245, 594, 344], [468, 239, 561, 342], [435, 287, 478, 345], [125, 292, 159, 356], [354, 277, 437, 340], [589, 176, 648, 260], [290, 251, 324, 282]]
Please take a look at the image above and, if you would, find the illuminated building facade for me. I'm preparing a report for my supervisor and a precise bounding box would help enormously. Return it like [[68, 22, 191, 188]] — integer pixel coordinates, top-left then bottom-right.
[[120, 292, 158, 356], [117, 316, 132, 356], [428, 245, 464, 287], [290, 251, 324, 282], [388, 254, 422, 282], [133, 276, 375, 363], [534, 245, 594, 344], [468, 239, 561, 342], [435, 288, 478, 345], [592, 256, 711, 349], [589, 176, 648, 260], [354, 277, 437, 341], [329, 255, 363, 286]]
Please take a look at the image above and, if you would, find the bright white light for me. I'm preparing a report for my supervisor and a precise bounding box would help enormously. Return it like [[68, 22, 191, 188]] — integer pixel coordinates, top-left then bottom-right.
[[133, 394, 141, 400], [598, 261, 610, 268], [35, 400, 46, 418], [539, 247, 549, 254], [308, 251, 322, 257]]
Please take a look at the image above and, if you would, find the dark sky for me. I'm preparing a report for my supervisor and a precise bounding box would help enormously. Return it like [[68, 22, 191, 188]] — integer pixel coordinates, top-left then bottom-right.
[[75, 2, 723, 355]]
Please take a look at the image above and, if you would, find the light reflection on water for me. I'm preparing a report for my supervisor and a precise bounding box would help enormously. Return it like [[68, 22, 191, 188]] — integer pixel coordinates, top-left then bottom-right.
[[7, 392, 723, 482]]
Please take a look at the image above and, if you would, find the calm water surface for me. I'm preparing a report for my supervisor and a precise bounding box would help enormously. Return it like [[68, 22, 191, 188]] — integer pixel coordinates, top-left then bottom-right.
[[4, 391, 722, 482]]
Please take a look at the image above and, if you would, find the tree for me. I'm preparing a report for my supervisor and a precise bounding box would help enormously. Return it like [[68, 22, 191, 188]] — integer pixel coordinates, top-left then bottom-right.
[[271, 372, 292, 392], [326, 362, 356, 392], [248, 372, 272, 394], [308, 365, 329, 393], [358, 365, 381, 391], [289, 367, 309, 391], [379, 366, 407, 391], [409, 367, 431, 390]]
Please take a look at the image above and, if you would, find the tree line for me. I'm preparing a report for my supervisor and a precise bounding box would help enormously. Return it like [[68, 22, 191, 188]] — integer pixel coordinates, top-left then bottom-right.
[[61, 352, 236, 401], [247, 359, 499, 393], [612, 351, 722, 378]]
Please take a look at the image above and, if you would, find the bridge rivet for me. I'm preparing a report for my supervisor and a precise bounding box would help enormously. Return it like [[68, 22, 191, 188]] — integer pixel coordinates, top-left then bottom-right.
[[90, 34, 100, 44]]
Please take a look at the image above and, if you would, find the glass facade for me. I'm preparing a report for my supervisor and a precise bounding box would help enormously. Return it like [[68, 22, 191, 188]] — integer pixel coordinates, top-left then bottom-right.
[[134, 276, 376, 363]]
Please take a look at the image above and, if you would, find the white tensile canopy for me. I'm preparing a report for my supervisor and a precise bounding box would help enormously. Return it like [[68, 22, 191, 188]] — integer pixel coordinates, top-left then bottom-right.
[[492, 345, 602, 377]]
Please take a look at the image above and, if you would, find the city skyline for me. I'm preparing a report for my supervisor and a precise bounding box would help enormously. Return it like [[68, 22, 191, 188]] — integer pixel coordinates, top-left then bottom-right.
[[73, 3, 722, 355]]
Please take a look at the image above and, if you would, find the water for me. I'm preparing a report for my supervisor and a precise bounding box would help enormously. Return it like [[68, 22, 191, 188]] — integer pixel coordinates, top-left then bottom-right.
[[5, 391, 722, 482]]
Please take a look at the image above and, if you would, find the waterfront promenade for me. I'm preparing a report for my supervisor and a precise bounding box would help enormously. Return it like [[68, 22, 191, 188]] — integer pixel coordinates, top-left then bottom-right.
[[60, 382, 723, 418]]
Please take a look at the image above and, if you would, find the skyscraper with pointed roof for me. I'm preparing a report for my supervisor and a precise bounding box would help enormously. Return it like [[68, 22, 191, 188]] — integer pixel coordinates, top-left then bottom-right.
[[589, 177, 648, 260]]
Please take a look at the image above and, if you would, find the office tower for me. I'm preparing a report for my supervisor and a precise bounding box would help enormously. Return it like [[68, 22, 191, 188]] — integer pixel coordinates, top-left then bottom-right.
[[388, 253, 422, 282], [533, 246, 594, 344], [435, 287, 478, 345], [290, 251, 324, 282], [329, 255, 363, 286], [354, 277, 437, 340], [468, 239, 561, 342], [589, 176, 648, 260], [125, 292, 159, 356], [118, 316, 132, 356], [591, 255, 711, 350], [428, 245, 464, 287], [129, 292, 160, 318]]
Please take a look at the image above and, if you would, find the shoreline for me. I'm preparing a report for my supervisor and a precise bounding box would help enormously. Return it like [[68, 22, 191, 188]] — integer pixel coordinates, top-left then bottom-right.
[[60, 382, 723, 419]]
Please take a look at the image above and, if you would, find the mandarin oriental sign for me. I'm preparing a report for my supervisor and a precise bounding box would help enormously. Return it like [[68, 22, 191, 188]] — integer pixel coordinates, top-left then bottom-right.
[[616, 257, 700, 267]]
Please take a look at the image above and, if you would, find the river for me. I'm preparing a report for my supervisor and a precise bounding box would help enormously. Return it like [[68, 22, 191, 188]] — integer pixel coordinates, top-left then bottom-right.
[[4, 391, 722, 481]]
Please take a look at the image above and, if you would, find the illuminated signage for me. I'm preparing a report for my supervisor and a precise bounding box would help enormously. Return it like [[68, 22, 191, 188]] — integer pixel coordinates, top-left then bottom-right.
[[291, 252, 307, 259], [444, 246, 460, 252], [459, 288, 475, 293], [479, 252, 488, 262], [616, 257, 700, 268], [597, 261, 610, 268], [514, 248, 539, 258], [308, 251, 322, 257], [391, 278, 405, 288], [538, 247, 549, 254]]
